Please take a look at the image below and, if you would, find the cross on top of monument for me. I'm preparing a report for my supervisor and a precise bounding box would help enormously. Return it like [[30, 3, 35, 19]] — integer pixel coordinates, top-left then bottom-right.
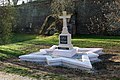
[[61, 11, 71, 18], [59, 11, 71, 34]]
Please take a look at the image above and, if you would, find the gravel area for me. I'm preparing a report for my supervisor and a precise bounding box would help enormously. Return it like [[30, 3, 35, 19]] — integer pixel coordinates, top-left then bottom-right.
[[0, 72, 36, 80]]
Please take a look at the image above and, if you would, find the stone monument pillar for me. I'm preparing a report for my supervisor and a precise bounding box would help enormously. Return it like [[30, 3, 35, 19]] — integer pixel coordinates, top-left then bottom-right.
[[58, 11, 73, 50]]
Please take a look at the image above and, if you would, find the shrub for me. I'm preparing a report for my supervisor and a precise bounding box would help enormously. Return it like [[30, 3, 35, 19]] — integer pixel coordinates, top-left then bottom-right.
[[0, 6, 16, 44]]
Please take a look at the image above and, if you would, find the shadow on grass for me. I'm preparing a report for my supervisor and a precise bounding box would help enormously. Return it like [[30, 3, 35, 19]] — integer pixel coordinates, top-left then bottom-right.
[[0, 34, 37, 45], [0, 49, 24, 60], [24, 40, 58, 46], [11, 34, 37, 44], [93, 54, 120, 70], [73, 34, 120, 40]]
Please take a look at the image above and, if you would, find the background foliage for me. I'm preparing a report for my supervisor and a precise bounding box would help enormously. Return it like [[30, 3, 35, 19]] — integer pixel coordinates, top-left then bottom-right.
[[86, 0, 120, 35], [51, 0, 74, 15], [0, 6, 16, 44]]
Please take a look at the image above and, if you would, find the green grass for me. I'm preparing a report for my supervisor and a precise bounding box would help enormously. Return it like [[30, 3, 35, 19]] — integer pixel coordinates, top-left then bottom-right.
[[0, 33, 120, 60], [0, 33, 120, 79]]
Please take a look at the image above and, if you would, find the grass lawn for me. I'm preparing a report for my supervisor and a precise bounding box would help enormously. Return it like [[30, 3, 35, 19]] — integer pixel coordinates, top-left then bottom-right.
[[0, 34, 120, 80]]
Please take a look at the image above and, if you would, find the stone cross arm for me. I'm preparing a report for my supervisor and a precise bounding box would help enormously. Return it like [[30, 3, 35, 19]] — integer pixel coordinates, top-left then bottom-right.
[[59, 11, 71, 19]]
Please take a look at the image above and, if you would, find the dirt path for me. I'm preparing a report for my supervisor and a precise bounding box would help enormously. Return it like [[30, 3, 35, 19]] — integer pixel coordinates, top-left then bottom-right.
[[0, 71, 36, 80]]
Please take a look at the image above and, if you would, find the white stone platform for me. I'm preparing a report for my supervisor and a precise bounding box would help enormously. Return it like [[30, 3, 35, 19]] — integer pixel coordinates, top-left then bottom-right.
[[19, 45, 104, 70]]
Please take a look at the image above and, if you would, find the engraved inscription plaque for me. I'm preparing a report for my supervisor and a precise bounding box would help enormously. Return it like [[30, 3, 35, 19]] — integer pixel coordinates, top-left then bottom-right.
[[60, 36, 67, 44]]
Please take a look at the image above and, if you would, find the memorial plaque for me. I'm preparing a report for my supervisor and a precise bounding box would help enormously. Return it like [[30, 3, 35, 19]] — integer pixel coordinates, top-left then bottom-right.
[[60, 36, 67, 44]]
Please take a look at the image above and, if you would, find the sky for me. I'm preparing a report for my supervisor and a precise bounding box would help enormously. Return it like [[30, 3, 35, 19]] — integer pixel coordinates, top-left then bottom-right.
[[0, 0, 35, 6], [17, 0, 28, 5], [0, 0, 26, 5]]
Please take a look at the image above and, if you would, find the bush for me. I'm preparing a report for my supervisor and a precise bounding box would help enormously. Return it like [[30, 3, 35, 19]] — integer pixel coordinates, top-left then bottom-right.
[[0, 6, 16, 44]]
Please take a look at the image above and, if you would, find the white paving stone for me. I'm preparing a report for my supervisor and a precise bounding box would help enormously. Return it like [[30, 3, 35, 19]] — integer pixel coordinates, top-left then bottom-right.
[[19, 46, 104, 70]]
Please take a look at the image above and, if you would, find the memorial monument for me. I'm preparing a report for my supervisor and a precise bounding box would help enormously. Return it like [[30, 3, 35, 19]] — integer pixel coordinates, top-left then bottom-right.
[[19, 11, 104, 70], [58, 11, 73, 50]]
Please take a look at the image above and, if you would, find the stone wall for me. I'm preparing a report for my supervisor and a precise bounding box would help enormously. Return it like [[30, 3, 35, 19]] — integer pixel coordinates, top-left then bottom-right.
[[15, 1, 51, 34], [15, 0, 120, 35]]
